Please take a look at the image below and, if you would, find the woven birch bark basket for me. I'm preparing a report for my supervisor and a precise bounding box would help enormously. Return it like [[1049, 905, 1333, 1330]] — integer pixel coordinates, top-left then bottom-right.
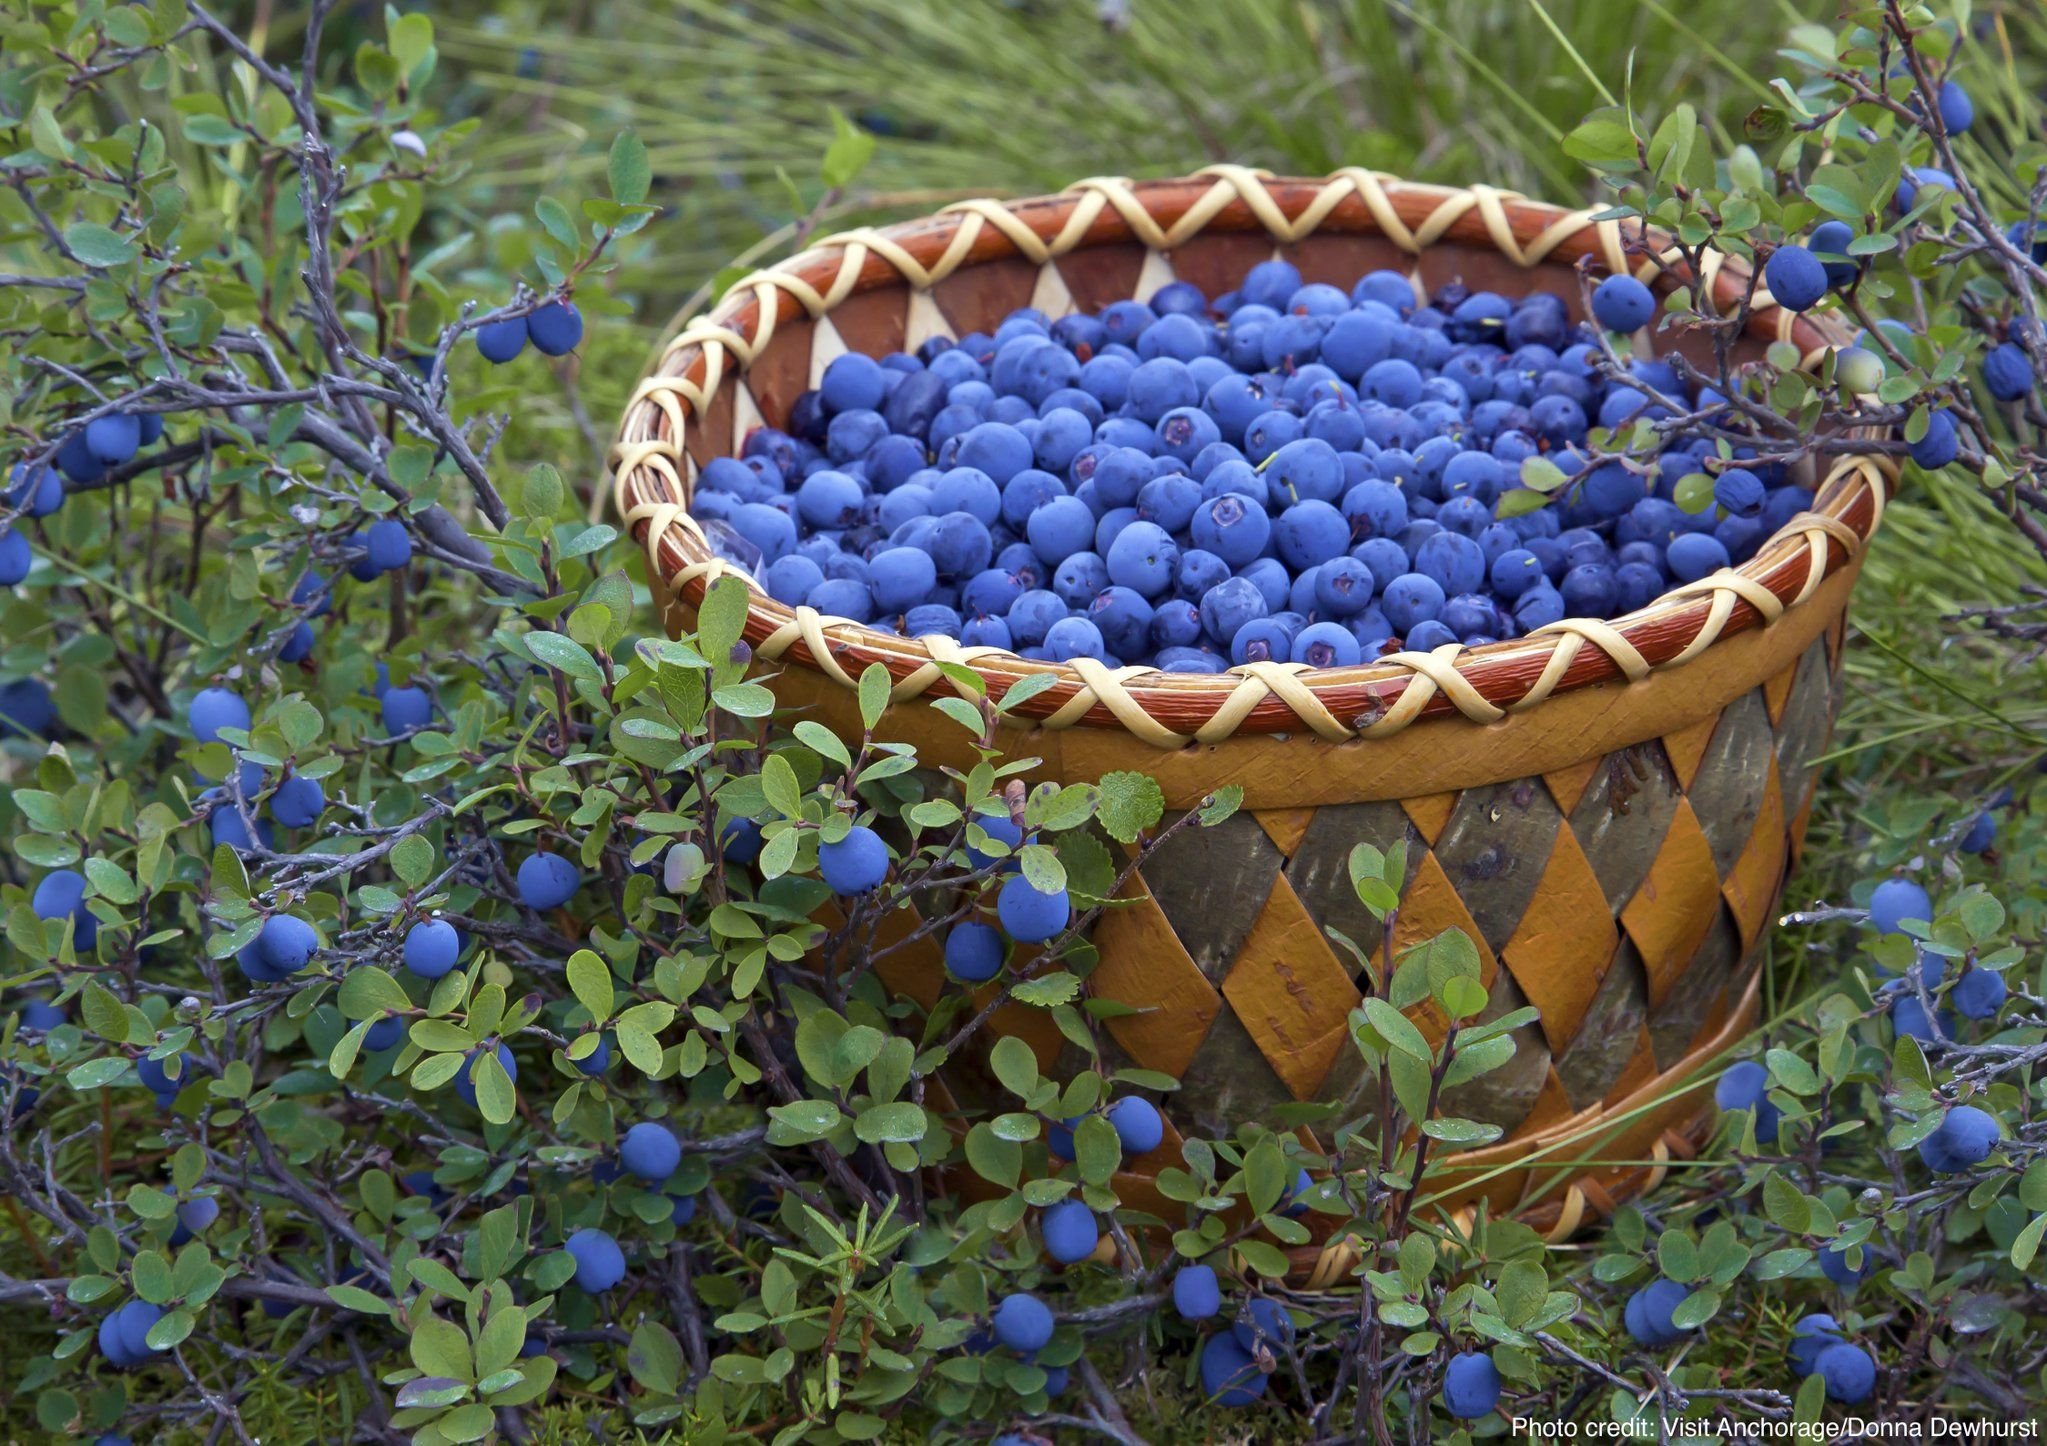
[[611, 168, 1893, 1276]]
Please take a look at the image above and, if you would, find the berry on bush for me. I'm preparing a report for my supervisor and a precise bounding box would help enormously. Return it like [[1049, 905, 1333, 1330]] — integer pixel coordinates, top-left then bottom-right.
[[621, 1121, 682, 1182], [566, 1228, 626, 1292], [517, 851, 582, 909], [1441, 1350, 1502, 1418], [996, 875, 1070, 942], [818, 824, 890, 893], [1172, 1263, 1221, 1321], [1040, 1199, 1099, 1264]]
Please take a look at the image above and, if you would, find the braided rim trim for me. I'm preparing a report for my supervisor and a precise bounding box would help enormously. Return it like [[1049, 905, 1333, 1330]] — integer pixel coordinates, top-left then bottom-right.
[[612, 168, 1894, 745]]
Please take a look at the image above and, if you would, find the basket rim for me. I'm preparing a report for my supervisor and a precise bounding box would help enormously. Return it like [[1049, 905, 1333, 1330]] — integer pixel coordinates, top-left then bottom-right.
[[611, 166, 1896, 747]]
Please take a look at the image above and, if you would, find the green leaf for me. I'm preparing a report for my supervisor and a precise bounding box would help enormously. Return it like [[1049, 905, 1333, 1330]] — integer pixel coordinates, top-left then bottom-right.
[[609, 130, 651, 207], [2012, 1213, 2046, 1273], [1095, 772, 1165, 844], [853, 1102, 926, 1145], [80, 982, 129, 1043], [565, 950, 615, 1025], [1073, 1114, 1120, 1185], [628, 1320, 684, 1396], [857, 662, 891, 731], [1362, 998, 1431, 1062], [65, 222, 136, 268], [471, 1048, 517, 1125], [821, 109, 877, 189], [1439, 974, 1488, 1020], [410, 1314, 475, 1382], [338, 967, 412, 1021], [989, 1036, 1039, 1100], [526, 631, 604, 684]]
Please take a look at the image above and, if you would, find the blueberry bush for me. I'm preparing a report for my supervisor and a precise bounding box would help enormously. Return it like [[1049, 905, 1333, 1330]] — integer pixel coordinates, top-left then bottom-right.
[[2, 3, 2045, 1443]]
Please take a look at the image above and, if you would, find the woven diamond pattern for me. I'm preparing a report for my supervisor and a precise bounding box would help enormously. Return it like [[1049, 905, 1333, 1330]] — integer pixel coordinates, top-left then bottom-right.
[[978, 633, 1844, 1146]]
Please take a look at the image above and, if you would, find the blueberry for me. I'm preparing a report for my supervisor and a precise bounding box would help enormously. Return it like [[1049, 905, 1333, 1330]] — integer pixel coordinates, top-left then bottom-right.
[[1712, 1060, 1780, 1142], [990, 1292, 1055, 1353], [868, 547, 937, 615], [1819, 1241, 1871, 1288], [1382, 573, 1446, 633], [1293, 620, 1361, 667], [1665, 533, 1730, 583], [818, 824, 890, 894], [1936, 78, 1973, 135], [1814, 1342, 1877, 1404], [1869, 877, 1932, 935], [1622, 1279, 1692, 1347], [565, 1228, 626, 1293], [1231, 1297, 1295, 1353], [1809, 221, 1860, 289], [1952, 968, 2006, 1020], [1189, 493, 1270, 567], [945, 921, 1006, 983], [1713, 467, 1766, 519], [1043, 615, 1106, 663], [527, 301, 584, 356], [1984, 343, 2034, 402], [1591, 275, 1656, 333], [820, 354, 889, 415], [517, 852, 581, 910], [475, 315, 529, 364], [1274, 500, 1349, 570], [269, 775, 325, 830], [1919, 1104, 2000, 1172], [403, 919, 464, 980], [613, 1121, 682, 1186], [7, 462, 63, 517], [32, 868, 97, 952], [1896, 166, 1956, 211], [997, 876, 1069, 942], [1105, 1096, 1163, 1156], [796, 470, 865, 529], [1199, 1333, 1267, 1407], [1040, 1198, 1099, 1264], [1200, 576, 1269, 646], [1764, 245, 1828, 312], [1172, 1263, 1221, 1320], [1104, 520, 1178, 598], [1442, 1349, 1502, 1419], [255, 914, 319, 974], [1789, 1314, 1843, 1376]]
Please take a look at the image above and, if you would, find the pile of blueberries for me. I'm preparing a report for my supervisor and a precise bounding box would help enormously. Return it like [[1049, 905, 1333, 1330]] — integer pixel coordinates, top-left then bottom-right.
[[685, 257, 1823, 672]]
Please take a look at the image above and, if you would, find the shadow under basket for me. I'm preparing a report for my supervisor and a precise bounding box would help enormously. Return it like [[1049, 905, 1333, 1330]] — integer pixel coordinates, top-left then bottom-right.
[[612, 168, 1893, 1276]]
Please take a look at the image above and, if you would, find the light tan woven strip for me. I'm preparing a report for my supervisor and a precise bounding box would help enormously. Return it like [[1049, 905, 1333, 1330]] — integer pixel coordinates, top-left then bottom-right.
[[611, 171, 1889, 748]]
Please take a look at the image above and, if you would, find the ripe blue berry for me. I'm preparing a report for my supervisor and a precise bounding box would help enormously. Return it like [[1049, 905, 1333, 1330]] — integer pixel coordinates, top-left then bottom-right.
[[818, 824, 890, 894], [1441, 1350, 1502, 1419], [32, 869, 96, 952], [403, 919, 463, 979], [475, 315, 529, 364], [85, 413, 142, 467], [1106, 1096, 1164, 1156], [621, 1121, 682, 1182], [527, 300, 585, 357], [1712, 1059, 1780, 1143], [364, 518, 412, 573], [565, 1228, 625, 1292], [1868, 877, 1932, 935], [255, 914, 319, 974], [997, 876, 1070, 943], [1952, 968, 2006, 1020], [269, 775, 325, 829], [1199, 1333, 1267, 1406], [1814, 1342, 1877, 1404], [189, 687, 250, 744], [1623, 1279, 1692, 1347], [1763, 245, 1828, 312], [1918, 1104, 1999, 1173], [1789, 1314, 1843, 1376], [1908, 408, 1959, 470], [1591, 275, 1656, 333], [1172, 1263, 1221, 1320], [1936, 79, 1973, 135], [1040, 1199, 1099, 1264], [990, 1292, 1055, 1353], [944, 921, 1006, 983], [1984, 343, 2034, 402], [517, 852, 581, 910], [381, 685, 433, 734]]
